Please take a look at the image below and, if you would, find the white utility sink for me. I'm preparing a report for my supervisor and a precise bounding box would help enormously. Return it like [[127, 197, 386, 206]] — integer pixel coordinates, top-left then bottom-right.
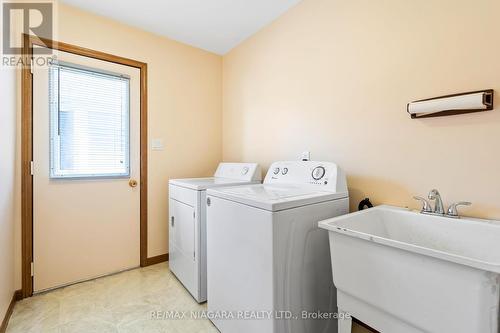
[[319, 205, 500, 333]]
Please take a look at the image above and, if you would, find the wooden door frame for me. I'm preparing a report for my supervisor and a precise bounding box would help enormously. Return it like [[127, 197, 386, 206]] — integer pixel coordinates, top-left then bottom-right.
[[21, 34, 153, 298]]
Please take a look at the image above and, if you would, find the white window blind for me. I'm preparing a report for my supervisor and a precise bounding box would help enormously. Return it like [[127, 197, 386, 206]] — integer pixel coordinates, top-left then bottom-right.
[[49, 62, 130, 178]]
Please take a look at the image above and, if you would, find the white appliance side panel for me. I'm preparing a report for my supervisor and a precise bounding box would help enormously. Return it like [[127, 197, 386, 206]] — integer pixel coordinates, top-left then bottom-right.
[[198, 191, 208, 302], [168, 197, 177, 274], [169, 196, 197, 299], [193, 190, 203, 302], [207, 196, 274, 333], [273, 198, 349, 333]]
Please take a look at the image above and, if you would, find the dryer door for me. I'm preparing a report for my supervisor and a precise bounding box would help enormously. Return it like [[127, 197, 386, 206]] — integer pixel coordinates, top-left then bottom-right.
[[169, 198, 196, 296]]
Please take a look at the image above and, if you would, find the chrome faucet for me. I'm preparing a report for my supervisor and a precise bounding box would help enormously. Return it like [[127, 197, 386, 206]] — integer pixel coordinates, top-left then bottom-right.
[[413, 189, 471, 218], [428, 189, 445, 215]]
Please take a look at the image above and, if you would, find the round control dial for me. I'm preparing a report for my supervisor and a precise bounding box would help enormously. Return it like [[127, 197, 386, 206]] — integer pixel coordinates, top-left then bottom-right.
[[312, 166, 326, 180], [282, 167, 288, 175], [241, 166, 249, 175], [273, 167, 280, 175]]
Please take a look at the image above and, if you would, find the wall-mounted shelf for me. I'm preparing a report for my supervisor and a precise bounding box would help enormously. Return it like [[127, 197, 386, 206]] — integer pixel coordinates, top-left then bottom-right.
[[407, 89, 494, 119]]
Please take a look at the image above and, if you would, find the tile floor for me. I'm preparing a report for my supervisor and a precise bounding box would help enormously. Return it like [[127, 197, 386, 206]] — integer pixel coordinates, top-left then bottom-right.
[[7, 263, 218, 333], [7, 263, 369, 333]]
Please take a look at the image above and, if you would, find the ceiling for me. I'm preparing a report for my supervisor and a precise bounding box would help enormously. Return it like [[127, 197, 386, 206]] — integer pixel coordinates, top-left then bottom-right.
[[61, 0, 302, 55]]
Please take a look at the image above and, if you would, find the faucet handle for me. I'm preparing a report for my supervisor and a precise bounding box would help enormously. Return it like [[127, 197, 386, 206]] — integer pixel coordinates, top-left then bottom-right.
[[413, 196, 433, 213], [447, 202, 471, 217]]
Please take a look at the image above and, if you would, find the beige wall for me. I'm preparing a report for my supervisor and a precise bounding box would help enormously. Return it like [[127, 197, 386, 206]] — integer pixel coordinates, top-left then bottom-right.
[[222, 0, 500, 219], [15, 3, 222, 288], [1, 67, 17, 319], [9, 0, 500, 301]]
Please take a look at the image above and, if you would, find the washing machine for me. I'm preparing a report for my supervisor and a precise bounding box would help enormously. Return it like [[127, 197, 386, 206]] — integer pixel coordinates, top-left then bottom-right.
[[169, 163, 261, 303], [206, 161, 349, 333]]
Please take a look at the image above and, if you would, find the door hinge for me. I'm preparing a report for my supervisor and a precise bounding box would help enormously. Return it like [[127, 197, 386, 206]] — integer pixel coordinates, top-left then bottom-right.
[[193, 211, 195, 219], [30, 262, 34, 277], [30, 161, 34, 176], [30, 58, 34, 75]]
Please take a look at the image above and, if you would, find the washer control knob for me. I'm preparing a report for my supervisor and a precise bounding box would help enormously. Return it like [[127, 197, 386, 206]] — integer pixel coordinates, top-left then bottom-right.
[[312, 166, 326, 180], [273, 167, 280, 175], [282, 167, 288, 175], [242, 166, 249, 175]]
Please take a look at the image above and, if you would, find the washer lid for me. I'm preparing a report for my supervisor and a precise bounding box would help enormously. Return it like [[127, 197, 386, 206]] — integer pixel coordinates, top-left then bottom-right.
[[169, 177, 259, 190], [207, 184, 348, 211]]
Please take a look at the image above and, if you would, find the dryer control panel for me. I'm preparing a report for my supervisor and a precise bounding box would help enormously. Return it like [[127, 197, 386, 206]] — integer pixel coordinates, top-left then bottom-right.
[[214, 163, 262, 181], [264, 161, 347, 193]]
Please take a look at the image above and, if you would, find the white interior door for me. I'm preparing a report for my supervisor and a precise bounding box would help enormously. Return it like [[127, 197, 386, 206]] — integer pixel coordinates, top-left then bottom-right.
[[32, 46, 141, 292]]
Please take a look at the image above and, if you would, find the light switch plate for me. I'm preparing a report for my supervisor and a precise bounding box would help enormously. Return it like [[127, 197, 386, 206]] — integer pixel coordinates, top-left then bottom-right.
[[152, 138, 164, 151]]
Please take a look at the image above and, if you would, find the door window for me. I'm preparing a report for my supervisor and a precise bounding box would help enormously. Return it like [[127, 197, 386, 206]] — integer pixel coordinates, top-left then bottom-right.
[[49, 62, 130, 178]]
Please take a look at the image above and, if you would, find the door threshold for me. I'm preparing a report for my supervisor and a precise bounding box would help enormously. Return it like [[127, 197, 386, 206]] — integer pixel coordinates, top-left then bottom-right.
[[33, 266, 140, 295]]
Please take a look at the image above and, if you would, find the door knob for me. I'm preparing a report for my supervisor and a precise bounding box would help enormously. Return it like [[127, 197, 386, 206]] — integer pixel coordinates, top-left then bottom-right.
[[129, 179, 138, 188]]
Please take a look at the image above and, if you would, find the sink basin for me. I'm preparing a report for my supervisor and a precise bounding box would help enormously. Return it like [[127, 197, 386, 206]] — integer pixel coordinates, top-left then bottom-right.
[[319, 205, 500, 333]]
